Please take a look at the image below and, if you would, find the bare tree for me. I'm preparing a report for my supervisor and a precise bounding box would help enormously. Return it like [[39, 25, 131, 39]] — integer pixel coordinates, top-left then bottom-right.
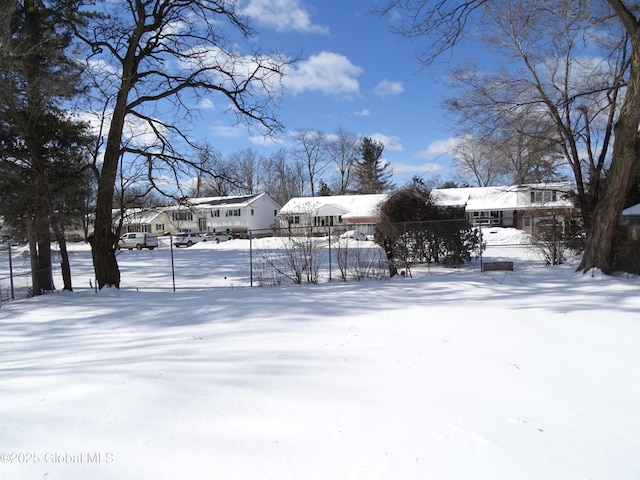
[[226, 147, 265, 195], [74, 0, 290, 288], [453, 135, 509, 186], [378, 0, 639, 274], [262, 148, 302, 206], [191, 144, 222, 198], [327, 127, 360, 194], [292, 129, 330, 197]]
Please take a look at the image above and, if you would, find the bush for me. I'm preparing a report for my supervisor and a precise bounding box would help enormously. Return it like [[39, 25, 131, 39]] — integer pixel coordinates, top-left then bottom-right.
[[376, 186, 482, 271]]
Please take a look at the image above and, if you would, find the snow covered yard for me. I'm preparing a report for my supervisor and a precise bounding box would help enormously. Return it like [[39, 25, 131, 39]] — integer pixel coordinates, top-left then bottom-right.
[[1, 229, 640, 479]]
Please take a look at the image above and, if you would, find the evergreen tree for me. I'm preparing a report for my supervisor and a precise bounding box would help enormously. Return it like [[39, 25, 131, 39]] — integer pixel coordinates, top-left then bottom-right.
[[318, 180, 332, 196], [0, 0, 93, 293], [354, 137, 393, 194]]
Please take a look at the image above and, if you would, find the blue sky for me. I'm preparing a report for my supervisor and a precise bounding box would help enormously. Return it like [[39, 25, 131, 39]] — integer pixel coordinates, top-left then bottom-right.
[[196, 0, 467, 187]]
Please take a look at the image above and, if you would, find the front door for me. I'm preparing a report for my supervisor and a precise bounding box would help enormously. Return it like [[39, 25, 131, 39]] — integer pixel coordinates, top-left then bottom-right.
[[199, 218, 207, 232]]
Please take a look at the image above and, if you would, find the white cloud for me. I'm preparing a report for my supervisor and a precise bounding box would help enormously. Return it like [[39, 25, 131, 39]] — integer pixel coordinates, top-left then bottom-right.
[[416, 137, 459, 159], [369, 132, 403, 152], [211, 124, 246, 138], [242, 0, 329, 34], [373, 80, 404, 97], [197, 98, 214, 109], [391, 161, 442, 177], [285, 51, 363, 95], [354, 109, 371, 116], [249, 134, 284, 146]]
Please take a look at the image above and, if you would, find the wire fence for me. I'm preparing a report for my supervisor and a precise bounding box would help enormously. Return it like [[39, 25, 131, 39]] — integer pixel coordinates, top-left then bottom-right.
[[0, 244, 34, 305], [1, 222, 581, 302]]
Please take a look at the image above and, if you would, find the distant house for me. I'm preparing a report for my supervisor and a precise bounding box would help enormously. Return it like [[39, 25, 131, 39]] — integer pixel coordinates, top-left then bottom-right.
[[114, 208, 174, 235], [164, 193, 281, 237], [433, 182, 576, 235], [278, 183, 576, 237], [277, 194, 387, 235], [621, 203, 640, 241]]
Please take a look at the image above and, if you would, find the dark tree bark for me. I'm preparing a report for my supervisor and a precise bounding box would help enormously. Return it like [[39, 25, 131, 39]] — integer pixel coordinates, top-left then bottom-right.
[[579, 27, 640, 273], [377, 0, 640, 274], [78, 0, 288, 288]]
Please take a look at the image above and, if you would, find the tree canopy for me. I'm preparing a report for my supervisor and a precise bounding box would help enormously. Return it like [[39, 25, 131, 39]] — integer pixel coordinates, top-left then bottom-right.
[[354, 137, 394, 194], [74, 0, 291, 288], [378, 0, 640, 274]]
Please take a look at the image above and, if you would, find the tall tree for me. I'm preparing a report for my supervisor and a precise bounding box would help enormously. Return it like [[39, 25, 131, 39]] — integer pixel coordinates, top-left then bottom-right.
[[227, 148, 265, 195], [378, 0, 639, 274], [327, 127, 360, 194], [292, 129, 329, 197], [0, 0, 93, 293], [262, 148, 302, 206], [354, 137, 394, 194], [453, 135, 509, 187], [74, 0, 290, 288]]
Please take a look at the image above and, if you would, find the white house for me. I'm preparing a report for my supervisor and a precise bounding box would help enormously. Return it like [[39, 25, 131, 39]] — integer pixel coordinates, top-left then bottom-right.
[[621, 202, 640, 241], [277, 194, 388, 235], [165, 193, 281, 237], [278, 183, 575, 236], [433, 182, 576, 234], [114, 208, 174, 235]]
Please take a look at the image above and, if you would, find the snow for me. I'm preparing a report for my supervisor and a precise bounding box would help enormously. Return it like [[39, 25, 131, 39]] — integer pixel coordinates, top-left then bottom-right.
[[623, 203, 640, 217], [279, 194, 388, 218], [1, 228, 640, 479]]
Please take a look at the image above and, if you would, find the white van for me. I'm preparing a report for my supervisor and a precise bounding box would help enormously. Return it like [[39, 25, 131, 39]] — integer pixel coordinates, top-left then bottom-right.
[[117, 232, 159, 250]]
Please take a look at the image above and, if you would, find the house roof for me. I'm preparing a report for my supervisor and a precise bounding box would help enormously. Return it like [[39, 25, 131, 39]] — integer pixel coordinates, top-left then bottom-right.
[[622, 203, 640, 216], [166, 193, 279, 210], [279, 194, 388, 219], [276, 183, 576, 221], [113, 208, 166, 224], [434, 182, 574, 212]]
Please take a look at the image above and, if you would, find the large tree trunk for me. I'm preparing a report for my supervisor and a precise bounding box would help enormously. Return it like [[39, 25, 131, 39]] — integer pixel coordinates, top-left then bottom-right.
[[579, 30, 640, 274], [91, 155, 121, 288], [26, 217, 54, 296], [56, 234, 73, 291], [90, 72, 133, 288]]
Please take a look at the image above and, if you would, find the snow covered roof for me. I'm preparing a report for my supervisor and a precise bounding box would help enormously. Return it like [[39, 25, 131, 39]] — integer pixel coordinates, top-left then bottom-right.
[[622, 203, 640, 217], [164, 193, 276, 211], [435, 182, 574, 212], [278, 183, 575, 219], [279, 194, 388, 219], [113, 208, 166, 224]]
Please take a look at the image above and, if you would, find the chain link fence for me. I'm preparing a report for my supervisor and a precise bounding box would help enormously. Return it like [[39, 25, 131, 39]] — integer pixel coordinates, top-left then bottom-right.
[[1, 223, 582, 301], [0, 244, 34, 305]]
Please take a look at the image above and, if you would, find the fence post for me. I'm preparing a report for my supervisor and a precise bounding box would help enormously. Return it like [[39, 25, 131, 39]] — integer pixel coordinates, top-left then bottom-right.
[[479, 224, 483, 272], [170, 234, 176, 292], [8, 241, 15, 300], [249, 230, 253, 287], [328, 225, 332, 282]]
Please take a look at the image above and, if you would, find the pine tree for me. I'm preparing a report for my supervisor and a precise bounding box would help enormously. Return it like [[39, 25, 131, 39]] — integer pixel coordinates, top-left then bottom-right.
[[0, 0, 93, 293], [354, 137, 394, 194]]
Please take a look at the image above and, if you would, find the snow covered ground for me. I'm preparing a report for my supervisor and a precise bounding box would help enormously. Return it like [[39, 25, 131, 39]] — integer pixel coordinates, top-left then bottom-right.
[[1, 228, 639, 479]]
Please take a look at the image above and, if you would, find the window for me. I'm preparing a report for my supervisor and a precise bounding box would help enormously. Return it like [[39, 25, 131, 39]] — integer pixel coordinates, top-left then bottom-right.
[[531, 190, 557, 204], [173, 211, 193, 221], [225, 208, 241, 217], [155, 224, 164, 231], [251, 209, 255, 216], [211, 209, 220, 218]]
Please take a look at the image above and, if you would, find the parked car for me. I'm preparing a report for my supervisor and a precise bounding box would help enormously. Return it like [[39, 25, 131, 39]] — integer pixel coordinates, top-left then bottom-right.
[[339, 230, 367, 241], [173, 232, 204, 247], [117, 232, 158, 250], [204, 232, 233, 243]]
